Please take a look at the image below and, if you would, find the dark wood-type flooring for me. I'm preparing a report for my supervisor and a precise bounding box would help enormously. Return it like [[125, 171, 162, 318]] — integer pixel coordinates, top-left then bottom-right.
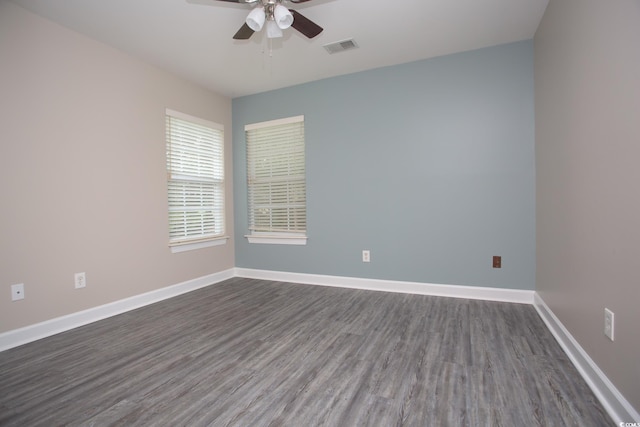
[[0, 278, 612, 426]]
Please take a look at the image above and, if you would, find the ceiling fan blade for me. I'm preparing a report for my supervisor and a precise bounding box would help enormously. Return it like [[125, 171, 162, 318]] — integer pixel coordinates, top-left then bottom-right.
[[289, 0, 314, 3], [233, 23, 255, 40], [290, 10, 323, 39], [215, 0, 258, 3]]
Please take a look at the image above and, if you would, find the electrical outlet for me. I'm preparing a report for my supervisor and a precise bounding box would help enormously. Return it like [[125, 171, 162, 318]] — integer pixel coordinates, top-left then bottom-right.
[[493, 256, 502, 268], [604, 308, 614, 341], [362, 250, 370, 263], [74, 272, 86, 289], [11, 284, 25, 301]]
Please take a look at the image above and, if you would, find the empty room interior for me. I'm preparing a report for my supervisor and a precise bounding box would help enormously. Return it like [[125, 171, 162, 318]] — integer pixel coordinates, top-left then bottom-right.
[[1, 0, 638, 425]]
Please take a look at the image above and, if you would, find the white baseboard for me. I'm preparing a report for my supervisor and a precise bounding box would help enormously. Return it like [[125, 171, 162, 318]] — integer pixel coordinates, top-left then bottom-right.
[[0, 268, 235, 352], [533, 293, 640, 424], [234, 268, 535, 304], [5, 267, 531, 352], [4, 267, 635, 424]]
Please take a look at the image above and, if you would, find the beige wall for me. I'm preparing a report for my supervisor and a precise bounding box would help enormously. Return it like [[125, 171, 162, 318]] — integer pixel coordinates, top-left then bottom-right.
[[0, 2, 234, 333], [535, 0, 640, 411]]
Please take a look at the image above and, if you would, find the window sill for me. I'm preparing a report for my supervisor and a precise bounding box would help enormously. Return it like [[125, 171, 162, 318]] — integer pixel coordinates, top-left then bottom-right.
[[245, 234, 307, 245], [170, 237, 229, 253]]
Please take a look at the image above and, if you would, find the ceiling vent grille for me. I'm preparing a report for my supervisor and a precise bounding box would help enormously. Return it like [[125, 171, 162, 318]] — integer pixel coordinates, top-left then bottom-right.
[[323, 38, 359, 54]]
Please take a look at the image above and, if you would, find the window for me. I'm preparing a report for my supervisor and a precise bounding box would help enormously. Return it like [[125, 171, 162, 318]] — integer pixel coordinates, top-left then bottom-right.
[[245, 115, 307, 245], [166, 109, 226, 252]]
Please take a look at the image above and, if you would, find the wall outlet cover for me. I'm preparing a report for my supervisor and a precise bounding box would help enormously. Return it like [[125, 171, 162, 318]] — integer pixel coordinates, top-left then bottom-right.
[[604, 308, 614, 341], [493, 256, 502, 268], [11, 283, 25, 301], [75, 272, 86, 289]]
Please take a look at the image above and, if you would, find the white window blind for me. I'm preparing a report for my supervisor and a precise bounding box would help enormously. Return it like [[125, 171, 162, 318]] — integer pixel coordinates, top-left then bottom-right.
[[246, 116, 306, 237], [166, 109, 225, 246]]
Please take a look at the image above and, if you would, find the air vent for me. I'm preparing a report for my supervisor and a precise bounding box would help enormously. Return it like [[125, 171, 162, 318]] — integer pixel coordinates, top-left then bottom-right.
[[323, 38, 359, 54]]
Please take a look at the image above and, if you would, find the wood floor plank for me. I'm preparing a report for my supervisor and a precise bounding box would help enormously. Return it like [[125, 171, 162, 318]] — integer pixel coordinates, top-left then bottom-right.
[[0, 278, 613, 426]]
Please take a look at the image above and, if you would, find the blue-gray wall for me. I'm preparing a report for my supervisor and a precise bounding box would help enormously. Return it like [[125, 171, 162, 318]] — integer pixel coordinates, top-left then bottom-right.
[[233, 40, 535, 290]]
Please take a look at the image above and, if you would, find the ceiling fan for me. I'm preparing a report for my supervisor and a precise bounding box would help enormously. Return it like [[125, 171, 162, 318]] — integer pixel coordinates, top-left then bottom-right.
[[215, 0, 323, 40]]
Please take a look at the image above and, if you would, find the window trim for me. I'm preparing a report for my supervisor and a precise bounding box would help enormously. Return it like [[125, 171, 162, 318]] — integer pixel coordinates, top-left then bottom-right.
[[166, 108, 226, 252], [245, 232, 307, 246], [170, 236, 229, 253], [245, 115, 307, 245], [244, 115, 304, 131]]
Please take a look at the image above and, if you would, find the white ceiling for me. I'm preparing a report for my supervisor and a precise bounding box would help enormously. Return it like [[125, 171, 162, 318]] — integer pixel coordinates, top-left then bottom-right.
[[10, 0, 549, 98]]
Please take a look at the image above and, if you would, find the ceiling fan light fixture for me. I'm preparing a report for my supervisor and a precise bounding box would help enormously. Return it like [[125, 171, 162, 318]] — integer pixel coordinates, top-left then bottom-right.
[[246, 6, 265, 32], [225, 0, 323, 41], [266, 20, 283, 38], [274, 4, 294, 29]]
